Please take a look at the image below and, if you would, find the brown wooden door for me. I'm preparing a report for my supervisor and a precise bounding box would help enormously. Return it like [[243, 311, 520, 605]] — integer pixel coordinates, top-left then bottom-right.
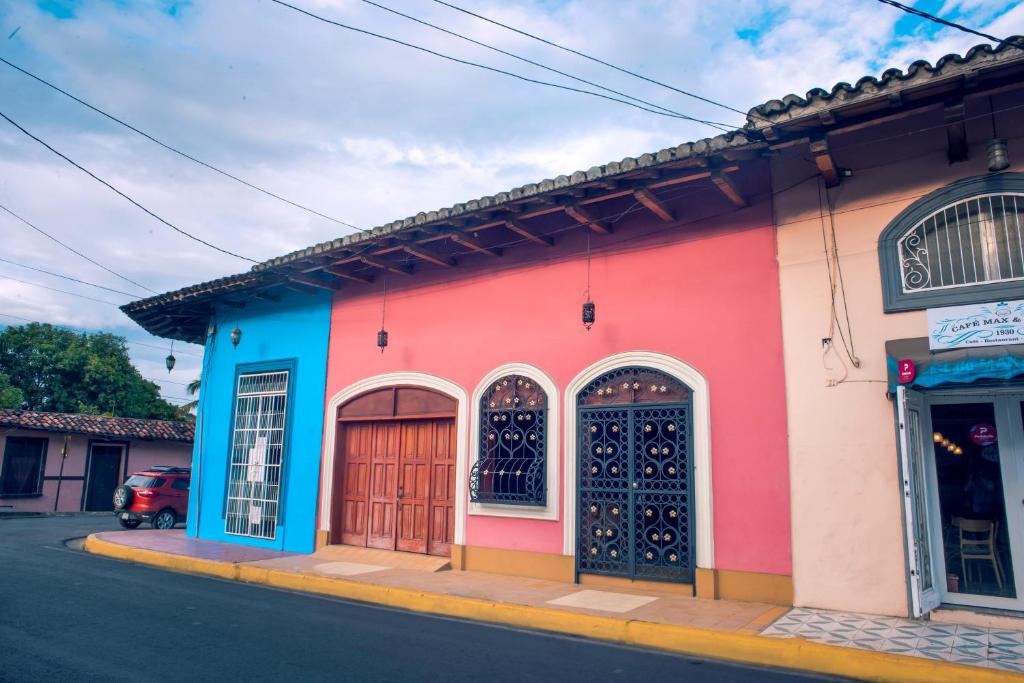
[[396, 421, 431, 553], [428, 419, 456, 557], [367, 422, 399, 549], [335, 417, 455, 556], [338, 423, 371, 546]]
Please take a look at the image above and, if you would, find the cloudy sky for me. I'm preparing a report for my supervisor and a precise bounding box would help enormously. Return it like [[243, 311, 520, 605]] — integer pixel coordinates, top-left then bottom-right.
[[1, 0, 1022, 405]]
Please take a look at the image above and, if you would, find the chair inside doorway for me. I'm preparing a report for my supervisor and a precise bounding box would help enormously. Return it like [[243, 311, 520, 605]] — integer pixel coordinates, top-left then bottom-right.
[[930, 403, 1016, 599], [331, 386, 457, 557]]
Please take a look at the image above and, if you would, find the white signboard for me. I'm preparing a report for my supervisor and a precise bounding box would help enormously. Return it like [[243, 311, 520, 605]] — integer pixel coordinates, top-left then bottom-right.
[[246, 436, 267, 483], [927, 300, 1024, 350]]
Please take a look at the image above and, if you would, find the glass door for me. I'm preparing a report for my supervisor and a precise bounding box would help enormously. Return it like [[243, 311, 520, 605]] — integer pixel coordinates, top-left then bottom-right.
[[923, 391, 1024, 612], [897, 387, 941, 616]]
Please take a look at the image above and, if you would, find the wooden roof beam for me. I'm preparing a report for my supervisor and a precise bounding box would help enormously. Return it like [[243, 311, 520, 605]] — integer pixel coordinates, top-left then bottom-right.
[[809, 137, 840, 188], [632, 188, 675, 222], [359, 255, 413, 275], [450, 231, 502, 257], [254, 291, 282, 302], [944, 101, 968, 164], [564, 205, 611, 234], [505, 220, 553, 246], [325, 265, 375, 284], [710, 170, 748, 208], [402, 244, 456, 268], [288, 273, 341, 291]]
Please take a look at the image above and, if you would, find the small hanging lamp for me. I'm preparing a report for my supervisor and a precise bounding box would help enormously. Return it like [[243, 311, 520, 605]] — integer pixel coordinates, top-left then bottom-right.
[[582, 228, 596, 331], [165, 341, 176, 373], [987, 97, 1010, 173], [230, 326, 242, 347], [377, 276, 389, 353]]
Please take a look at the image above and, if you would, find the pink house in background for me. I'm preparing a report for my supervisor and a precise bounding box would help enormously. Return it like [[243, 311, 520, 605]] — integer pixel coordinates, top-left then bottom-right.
[[0, 409, 193, 513]]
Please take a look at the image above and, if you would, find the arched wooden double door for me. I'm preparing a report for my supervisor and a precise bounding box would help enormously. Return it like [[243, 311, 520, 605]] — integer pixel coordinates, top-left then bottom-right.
[[332, 386, 456, 557]]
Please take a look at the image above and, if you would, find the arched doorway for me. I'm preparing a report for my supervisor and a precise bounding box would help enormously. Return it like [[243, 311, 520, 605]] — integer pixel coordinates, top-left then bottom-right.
[[331, 386, 457, 557], [575, 366, 694, 583]]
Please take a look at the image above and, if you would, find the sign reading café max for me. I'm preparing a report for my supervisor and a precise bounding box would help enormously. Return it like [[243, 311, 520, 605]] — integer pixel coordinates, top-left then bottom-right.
[[928, 300, 1024, 351]]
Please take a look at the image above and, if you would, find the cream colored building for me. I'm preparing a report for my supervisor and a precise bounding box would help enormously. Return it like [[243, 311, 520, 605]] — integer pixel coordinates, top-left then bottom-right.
[[762, 41, 1024, 618]]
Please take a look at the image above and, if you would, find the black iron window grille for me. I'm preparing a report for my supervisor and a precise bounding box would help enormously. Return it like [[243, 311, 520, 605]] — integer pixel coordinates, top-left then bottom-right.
[[470, 374, 547, 506]]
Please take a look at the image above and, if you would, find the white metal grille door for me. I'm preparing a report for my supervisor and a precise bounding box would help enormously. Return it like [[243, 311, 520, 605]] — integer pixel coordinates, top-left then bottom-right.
[[225, 371, 289, 539]]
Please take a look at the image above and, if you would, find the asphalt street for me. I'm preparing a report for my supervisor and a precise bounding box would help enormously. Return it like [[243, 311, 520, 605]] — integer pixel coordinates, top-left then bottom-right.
[[0, 516, 841, 682]]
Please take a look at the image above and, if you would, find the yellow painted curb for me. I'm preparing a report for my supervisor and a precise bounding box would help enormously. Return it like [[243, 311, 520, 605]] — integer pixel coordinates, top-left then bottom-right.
[[83, 534, 1020, 683]]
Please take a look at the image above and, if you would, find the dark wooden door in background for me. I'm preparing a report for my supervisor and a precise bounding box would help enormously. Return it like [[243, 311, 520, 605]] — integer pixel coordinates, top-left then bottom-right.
[[84, 444, 124, 511], [336, 418, 455, 556]]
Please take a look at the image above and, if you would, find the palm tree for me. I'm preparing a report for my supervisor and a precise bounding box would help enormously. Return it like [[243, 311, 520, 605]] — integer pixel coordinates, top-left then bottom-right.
[[184, 377, 200, 412]]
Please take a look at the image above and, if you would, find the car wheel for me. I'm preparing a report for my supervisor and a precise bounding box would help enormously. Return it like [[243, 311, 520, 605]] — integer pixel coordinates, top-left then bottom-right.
[[152, 509, 176, 530], [118, 517, 142, 529], [112, 485, 133, 510]]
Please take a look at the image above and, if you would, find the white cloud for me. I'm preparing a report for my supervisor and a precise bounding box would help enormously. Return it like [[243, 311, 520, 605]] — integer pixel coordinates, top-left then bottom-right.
[[0, 0, 1021, 395]]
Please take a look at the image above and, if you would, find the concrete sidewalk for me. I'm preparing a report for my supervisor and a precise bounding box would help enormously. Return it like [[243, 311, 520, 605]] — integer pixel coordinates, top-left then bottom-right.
[[84, 530, 1020, 682]]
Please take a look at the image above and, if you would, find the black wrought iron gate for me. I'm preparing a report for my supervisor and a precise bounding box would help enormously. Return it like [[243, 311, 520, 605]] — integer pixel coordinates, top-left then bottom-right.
[[577, 403, 693, 583]]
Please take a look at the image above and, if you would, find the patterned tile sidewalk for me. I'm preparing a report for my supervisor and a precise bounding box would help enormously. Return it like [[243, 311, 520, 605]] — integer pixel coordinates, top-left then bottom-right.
[[762, 606, 1024, 673]]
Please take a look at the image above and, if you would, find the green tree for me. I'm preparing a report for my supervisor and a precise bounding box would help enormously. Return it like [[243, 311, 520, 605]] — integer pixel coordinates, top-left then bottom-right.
[[0, 371, 23, 409], [0, 323, 182, 421]]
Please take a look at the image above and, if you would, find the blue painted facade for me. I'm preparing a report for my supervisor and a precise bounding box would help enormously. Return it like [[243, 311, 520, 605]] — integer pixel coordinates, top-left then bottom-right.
[[186, 290, 332, 553]]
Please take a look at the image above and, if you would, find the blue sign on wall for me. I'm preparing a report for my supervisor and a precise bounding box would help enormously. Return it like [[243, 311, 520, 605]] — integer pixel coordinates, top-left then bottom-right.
[[186, 290, 332, 553]]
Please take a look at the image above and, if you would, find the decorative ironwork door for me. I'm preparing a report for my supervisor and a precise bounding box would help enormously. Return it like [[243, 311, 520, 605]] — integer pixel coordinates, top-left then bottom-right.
[[576, 368, 693, 583]]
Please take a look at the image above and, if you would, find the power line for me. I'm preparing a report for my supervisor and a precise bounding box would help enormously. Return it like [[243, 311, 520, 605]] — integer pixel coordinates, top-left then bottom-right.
[[872, 0, 1024, 48], [0, 57, 366, 234], [430, 0, 759, 122], [0, 110, 259, 264], [0, 256, 142, 298], [267, 0, 736, 128], [0, 202, 157, 294], [0, 275, 121, 306], [0, 311, 202, 356], [356, 0, 736, 132]]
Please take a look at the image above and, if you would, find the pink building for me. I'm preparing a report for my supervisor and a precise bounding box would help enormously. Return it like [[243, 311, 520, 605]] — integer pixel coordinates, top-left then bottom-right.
[[287, 150, 794, 604], [0, 409, 193, 513]]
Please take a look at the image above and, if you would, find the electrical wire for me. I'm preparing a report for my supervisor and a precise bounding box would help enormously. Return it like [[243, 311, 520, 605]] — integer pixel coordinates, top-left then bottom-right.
[[430, 0, 761, 122], [0, 202, 157, 294], [355, 0, 737, 131], [267, 0, 735, 128], [0, 274, 121, 306], [0, 256, 142, 298], [0, 57, 366, 233], [872, 0, 1024, 49], [0, 110, 258, 263]]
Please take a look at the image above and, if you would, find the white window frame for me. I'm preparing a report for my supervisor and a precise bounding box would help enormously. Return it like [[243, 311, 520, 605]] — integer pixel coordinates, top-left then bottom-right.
[[469, 363, 559, 521], [224, 370, 289, 540]]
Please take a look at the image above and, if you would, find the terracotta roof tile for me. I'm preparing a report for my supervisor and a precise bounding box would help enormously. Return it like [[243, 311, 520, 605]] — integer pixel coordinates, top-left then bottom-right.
[[0, 409, 194, 442]]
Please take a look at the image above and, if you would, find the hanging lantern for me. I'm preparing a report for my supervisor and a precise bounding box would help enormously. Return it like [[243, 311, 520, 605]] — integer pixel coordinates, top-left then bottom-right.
[[377, 328, 389, 353], [987, 138, 1010, 172], [582, 300, 595, 330], [165, 352, 176, 373], [230, 326, 242, 347]]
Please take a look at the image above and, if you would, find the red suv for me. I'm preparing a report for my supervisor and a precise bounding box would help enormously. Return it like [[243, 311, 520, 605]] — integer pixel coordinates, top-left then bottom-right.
[[112, 466, 190, 530]]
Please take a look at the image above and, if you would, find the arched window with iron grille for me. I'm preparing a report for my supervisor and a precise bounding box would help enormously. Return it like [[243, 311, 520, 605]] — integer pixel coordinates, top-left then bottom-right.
[[469, 374, 547, 506], [879, 173, 1024, 311]]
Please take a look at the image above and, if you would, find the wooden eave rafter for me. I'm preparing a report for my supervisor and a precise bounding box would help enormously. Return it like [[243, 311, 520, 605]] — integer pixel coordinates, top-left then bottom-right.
[[359, 255, 413, 275], [504, 220, 554, 246], [324, 265, 375, 283], [809, 136, 840, 188], [563, 204, 611, 234], [632, 187, 675, 222], [710, 170, 748, 207], [287, 273, 341, 291], [448, 231, 502, 257], [401, 243, 456, 267], [944, 99, 968, 164]]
